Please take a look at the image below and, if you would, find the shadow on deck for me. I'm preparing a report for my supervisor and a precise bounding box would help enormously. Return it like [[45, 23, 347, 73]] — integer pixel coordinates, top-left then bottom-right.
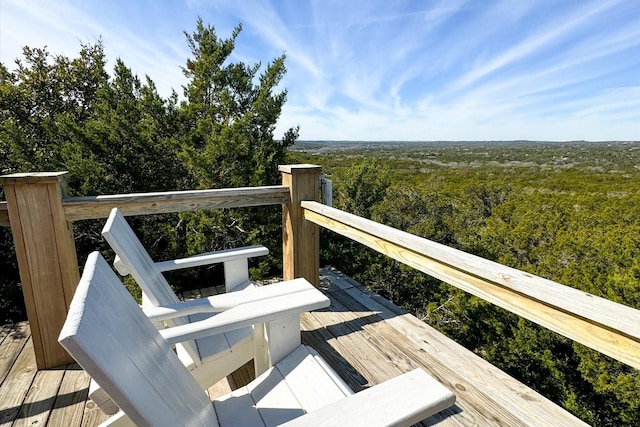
[[0, 268, 586, 426]]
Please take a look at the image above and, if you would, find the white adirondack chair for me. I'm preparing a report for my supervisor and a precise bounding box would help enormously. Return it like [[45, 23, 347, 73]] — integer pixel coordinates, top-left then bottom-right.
[[90, 207, 269, 413], [60, 252, 456, 427]]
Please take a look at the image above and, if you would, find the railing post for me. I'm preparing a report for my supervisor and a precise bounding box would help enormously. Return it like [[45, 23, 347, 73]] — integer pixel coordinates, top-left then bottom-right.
[[279, 164, 322, 287], [0, 172, 78, 368]]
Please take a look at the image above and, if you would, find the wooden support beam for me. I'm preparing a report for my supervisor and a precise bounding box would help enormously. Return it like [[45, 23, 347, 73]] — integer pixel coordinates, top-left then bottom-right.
[[280, 165, 322, 286], [0, 172, 78, 369], [63, 186, 289, 221], [301, 200, 640, 371]]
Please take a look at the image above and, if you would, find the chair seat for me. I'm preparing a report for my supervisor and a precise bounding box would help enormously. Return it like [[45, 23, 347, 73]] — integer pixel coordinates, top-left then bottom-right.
[[192, 281, 257, 365], [180, 311, 253, 369], [213, 345, 353, 427], [177, 281, 257, 384], [192, 316, 253, 365], [180, 281, 256, 365]]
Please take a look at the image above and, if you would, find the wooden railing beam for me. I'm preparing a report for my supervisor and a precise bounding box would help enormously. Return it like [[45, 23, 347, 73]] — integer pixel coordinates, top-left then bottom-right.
[[63, 186, 289, 221], [2, 187, 289, 227], [301, 200, 640, 370]]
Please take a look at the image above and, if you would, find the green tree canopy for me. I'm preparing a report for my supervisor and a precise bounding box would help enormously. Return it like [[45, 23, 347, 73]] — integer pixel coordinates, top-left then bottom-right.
[[0, 19, 297, 321]]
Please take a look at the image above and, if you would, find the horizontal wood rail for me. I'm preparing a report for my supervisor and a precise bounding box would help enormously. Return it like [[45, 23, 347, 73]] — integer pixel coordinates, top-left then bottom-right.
[[1, 187, 289, 226], [301, 200, 640, 370], [62, 186, 290, 221]]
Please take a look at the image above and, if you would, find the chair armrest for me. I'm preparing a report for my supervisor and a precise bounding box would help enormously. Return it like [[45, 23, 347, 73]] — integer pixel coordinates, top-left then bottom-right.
[[114, 245, 269, 275], [144, 279, 310, 322], [158, 278, 329, 345], [280, 369, 456, 427]]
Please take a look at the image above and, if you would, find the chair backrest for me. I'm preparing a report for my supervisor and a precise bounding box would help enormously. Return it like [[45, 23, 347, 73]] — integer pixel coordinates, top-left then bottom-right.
[[102, 208, 179, 307], [59, 252, 219, 427], [102, 207, 201, 363]]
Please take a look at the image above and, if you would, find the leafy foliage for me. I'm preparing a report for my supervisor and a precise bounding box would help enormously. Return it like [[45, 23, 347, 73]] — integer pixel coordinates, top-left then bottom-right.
[[175, 19, 297, 277], [0, 20, 295, 321], [292, 142, 640, 426]]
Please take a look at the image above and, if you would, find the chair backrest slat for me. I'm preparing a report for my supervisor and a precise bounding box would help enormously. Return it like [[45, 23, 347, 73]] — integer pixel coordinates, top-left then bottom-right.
[[59, 252, 218, 427], [102, 208, 201, 362], [102, 208, 179, 307]]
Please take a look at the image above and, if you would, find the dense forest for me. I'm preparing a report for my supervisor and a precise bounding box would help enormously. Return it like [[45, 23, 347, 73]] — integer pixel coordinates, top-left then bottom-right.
[[1, 20, 639, 426], [291, 141, 640, 426]]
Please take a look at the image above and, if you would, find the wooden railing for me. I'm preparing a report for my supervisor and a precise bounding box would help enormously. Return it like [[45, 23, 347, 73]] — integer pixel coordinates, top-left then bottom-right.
[[3, 165, 640, 374], [0, 165, 321, 369], [301, 201, 640, 371]]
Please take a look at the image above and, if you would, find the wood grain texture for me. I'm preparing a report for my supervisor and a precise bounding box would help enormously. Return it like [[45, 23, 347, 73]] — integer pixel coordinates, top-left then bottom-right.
[[80, 399, 110, 427], [207, 376, 234, 400], [0, 338, 37, 426], [3, 175, 78, 369], [302, 269, 589, 426], [47, 367, 92, 427], [227, 360, 255, 390], [281, 165, 321, 286], [0, 172, 68, 184], [303, 201, 640, 370], [63, 186, 289, 221], [0, 322, 30, 384], [12, 370, 64, 427], [301, 307, 495, 426]]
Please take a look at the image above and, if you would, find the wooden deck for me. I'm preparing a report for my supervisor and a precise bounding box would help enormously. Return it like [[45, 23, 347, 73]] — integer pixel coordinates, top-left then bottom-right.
[[0, 268, 587, 426]]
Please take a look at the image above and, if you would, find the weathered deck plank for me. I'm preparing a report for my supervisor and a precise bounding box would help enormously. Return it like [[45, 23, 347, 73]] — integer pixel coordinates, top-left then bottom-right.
[[1, 269, 587, 426], [0, 322, 30, 385], [79, 400, 109, 427], [0, 335, 37, 426], [47, 368, 92, 427], [310, 268, 587, 426], [12, 369, 64, 427]]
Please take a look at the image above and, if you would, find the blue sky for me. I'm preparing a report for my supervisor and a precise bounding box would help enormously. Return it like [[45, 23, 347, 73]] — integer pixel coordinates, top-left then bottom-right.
[[2, 0, 639, 141]]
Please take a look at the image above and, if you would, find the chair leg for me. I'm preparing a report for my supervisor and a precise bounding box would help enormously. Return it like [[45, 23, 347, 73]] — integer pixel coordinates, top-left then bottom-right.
[[266, 315, 301, 365], [253, 322, 269, 376], [252, 315, 302, 377]]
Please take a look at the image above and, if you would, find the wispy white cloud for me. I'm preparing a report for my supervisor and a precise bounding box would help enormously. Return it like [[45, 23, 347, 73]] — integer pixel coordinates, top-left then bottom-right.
[[446, 0, 625, 94], [2, 0, 191, 95], [2, 0, 639, 140], [224, 1, 322, 77]]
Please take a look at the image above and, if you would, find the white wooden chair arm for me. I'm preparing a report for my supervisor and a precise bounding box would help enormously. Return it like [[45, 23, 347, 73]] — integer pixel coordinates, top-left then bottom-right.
[[159, 278, 329, 345], [280, 369, 456, 427], [114, 245, 269, 275], [144, 278, 314, 322]]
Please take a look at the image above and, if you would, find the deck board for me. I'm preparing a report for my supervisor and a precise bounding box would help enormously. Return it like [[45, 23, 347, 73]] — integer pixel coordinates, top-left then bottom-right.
[[47, 368, 92, 427], [308, 268, 587, 426], [0, 337, 36, 426], [12, 369, 64, 427], [0, 322, 30, 385], [0, 268, 588, 426]]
